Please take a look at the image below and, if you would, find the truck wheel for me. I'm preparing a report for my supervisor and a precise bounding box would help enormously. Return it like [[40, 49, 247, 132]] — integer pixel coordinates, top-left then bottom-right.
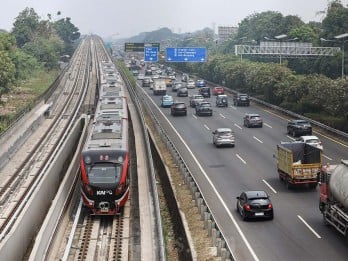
[[323, 214, 329, 226], [292, 130, 296, 137], [285, 180, 292, 189]]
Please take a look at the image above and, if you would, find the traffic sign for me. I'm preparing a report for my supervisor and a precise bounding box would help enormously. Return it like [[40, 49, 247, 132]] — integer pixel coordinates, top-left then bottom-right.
[[144, 47, 158, 62], [125, 42, 160, 52], [165, 47, 206, 62]]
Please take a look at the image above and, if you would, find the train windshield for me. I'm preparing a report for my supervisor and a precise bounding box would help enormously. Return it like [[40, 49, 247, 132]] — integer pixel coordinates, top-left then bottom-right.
[[87, 163, 122, 184]]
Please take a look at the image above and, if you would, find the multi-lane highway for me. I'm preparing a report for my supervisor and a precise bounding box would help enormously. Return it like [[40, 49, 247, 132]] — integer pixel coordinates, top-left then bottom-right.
[[137, 69, 348, 261]]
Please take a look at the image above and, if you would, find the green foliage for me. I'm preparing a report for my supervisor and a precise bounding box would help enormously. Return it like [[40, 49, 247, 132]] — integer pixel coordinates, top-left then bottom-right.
[[53, 18, 80, 55], [11, 49, 41, 80], [12, 7, 40, 48], [288, 25, 317, 42], [0, 51, 16, 91], [322, 0, 348, 39], [22, 35, 64, 69]]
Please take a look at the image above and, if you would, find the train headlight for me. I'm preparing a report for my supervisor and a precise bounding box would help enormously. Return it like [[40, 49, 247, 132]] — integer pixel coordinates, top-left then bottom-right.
[[117, 156, 124, 163], [85, 156, 92, 165]]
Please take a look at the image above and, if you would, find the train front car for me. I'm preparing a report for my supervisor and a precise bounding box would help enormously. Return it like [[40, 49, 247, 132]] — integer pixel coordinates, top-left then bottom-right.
[[80, 111, 129, 215], [80, 59, 129, 215]]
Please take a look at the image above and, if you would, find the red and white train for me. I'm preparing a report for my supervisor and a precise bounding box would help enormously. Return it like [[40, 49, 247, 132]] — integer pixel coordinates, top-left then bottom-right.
[[80, 58, 130, 215]]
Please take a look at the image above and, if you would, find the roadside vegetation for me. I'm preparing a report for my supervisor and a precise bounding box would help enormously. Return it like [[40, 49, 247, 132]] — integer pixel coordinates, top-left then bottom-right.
[[0, 7, 80, 132]]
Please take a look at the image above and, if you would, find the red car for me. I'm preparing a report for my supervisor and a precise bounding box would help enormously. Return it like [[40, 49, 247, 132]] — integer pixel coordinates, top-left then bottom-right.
[[213, 86, 224, 95]]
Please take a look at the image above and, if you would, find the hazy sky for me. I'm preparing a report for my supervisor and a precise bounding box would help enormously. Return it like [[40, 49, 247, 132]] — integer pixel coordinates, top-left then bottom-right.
[[1, 0, 347, 38]]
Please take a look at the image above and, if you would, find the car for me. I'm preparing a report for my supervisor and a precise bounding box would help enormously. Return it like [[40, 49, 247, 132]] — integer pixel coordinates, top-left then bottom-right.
[[182, 73, 189, 82], [190, 94, 205, 107], [172, 82, 184, 92], [137, 73, 145, 80], [233, 93, 250, 106], [287, 119, 312, 137], [160, 95, 174, 108], [199, 87, 211, 98], [212, 86, 224, 96], [142, 77, 151, 87], [171, 102, 187, 116], [236, 191, 273, 220], [296, 135, 323, 150], [195, 79, 206, 87], [216, 94, 228, 107], [195, 102, 212, 116], [212, 128, 235, 147], [132, 69, 139, 76], [187, 80, 195, 89], [145, 69, 152, 76], [177, 87, 188, 97], [243, 113, 263, 128]]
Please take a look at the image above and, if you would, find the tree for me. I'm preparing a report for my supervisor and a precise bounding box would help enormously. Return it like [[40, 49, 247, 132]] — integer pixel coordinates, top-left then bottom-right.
[[53, 18, 80, 55], [288, 25, 318, 42], [12, 7, 40, 48], [321, 0, 348, 39], [0, 51, 16, 98]]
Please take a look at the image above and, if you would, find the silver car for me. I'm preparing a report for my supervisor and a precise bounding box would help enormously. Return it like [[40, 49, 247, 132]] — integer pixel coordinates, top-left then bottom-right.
[[212, 128, 235, 147]]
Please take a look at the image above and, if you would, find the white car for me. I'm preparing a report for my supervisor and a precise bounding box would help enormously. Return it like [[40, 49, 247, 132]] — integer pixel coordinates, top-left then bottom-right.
[[187, 80, 195, 89], [297, 135, 323, 150], [137, 73, 145, 80]]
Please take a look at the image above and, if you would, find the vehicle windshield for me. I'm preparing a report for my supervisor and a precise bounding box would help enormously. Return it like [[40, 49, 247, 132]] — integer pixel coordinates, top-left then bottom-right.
[[87, 163, 122, 184]]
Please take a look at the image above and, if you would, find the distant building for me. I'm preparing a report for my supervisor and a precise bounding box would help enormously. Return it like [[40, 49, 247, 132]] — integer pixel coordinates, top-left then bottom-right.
[[218, 26, 238, 42]]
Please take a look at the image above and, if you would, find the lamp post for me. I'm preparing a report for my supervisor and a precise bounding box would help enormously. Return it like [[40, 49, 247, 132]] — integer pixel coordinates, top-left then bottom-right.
[[335, 33, 348, 78], [321, 33, 348, 79]]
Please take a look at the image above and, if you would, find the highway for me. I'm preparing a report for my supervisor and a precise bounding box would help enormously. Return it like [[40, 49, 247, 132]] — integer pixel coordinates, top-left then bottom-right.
[[137, 71, 348, 261]]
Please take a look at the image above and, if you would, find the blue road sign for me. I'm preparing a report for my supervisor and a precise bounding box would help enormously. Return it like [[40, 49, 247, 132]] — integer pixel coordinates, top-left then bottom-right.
[[165, 47, 206, 62], [144, 47, 158, 62]]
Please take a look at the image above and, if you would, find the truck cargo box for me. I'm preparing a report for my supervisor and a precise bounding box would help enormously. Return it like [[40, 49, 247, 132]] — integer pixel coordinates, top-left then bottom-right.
[[277, 142, 322, 187]]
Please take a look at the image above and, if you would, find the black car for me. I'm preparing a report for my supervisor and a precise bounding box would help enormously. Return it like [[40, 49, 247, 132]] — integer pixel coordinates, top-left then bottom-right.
[[171, 102, 187, 116], [287, 120, 312, 137], [199, 87, 211, 98], [195, 102, 212, 116], [236, 191, 273, 220], [177, 87, 188, 97], [233, 93, 250, 106]]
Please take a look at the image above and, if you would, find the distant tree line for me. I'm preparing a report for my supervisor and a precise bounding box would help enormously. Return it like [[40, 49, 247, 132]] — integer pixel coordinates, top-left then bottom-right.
[[172, 0, 348, 131], [0, 7, 80, 99]]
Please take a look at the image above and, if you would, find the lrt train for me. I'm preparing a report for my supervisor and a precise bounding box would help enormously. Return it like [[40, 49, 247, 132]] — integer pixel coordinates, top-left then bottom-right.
[[80, 60, 130, 215]]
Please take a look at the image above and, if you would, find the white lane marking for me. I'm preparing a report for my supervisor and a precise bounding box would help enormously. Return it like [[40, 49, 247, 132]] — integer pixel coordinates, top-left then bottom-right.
[[220, 113, 226, 119], [297, 215, 321, 239], [253, 136, 263, 144], [264, 123, 272, 128], [204, 124, 210, 130], [192, 114, 197, 119], [145, 89, 260, 261], [236, 154, 247, 164], [230, 106, 237, 110], [323, 154, 332, 161], [234, 123, 242, 130], [262, 179, 277, 194]]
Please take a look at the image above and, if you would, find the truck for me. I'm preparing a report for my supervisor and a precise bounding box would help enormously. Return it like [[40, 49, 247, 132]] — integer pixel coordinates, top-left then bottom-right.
[[318, 160, 348, 237], [153, 78, 166, 95], [276, 142, 322, 189]]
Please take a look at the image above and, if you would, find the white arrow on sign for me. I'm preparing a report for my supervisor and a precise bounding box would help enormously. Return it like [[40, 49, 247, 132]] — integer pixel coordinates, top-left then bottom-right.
[[167, 57, 172, 61], [184, 57, 188, 61], [150, 57, 153, 60]]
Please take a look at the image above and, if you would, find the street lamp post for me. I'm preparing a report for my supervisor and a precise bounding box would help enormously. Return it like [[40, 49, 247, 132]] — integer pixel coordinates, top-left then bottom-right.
[[335, 33, 348, 78], [321, 33, 348, 78]]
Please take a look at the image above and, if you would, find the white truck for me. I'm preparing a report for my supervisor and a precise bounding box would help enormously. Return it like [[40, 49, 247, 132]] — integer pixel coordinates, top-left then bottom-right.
[[153, 78, 166, 95]]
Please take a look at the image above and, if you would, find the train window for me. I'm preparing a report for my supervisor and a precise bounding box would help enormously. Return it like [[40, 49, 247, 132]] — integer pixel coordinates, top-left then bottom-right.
[[88, 163, 122, 184]]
